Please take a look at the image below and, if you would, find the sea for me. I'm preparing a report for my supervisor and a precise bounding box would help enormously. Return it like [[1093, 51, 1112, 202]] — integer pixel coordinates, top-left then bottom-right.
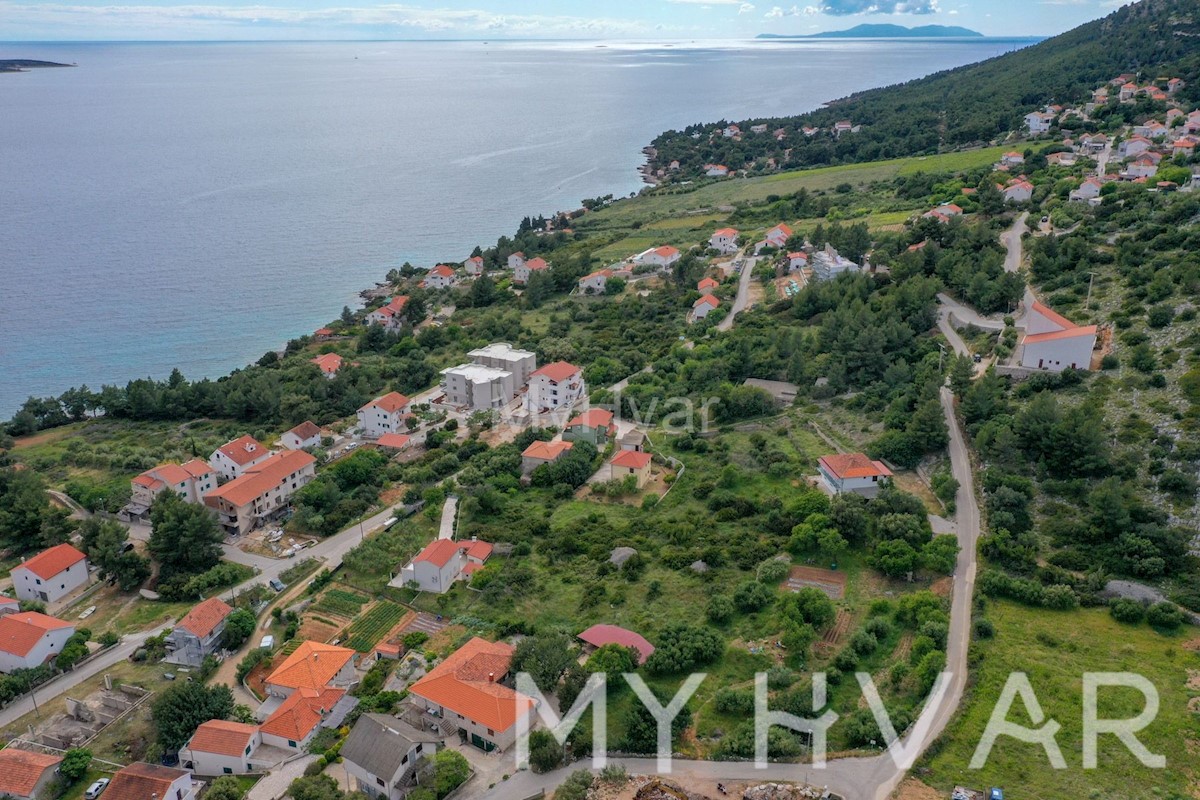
[[0, 38, 1035, 417]]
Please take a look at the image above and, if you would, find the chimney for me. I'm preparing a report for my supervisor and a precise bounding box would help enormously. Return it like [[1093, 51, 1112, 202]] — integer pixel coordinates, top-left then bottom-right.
[[488, 672, 494, 683]]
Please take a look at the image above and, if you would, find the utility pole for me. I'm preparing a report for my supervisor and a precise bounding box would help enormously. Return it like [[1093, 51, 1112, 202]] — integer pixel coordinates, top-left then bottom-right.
[[1086, 271, 1098, 308], [937, 342, 947, 373]]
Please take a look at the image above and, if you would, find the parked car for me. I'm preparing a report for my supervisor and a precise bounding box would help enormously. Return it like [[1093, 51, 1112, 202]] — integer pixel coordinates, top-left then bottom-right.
[[269, 578, 286, 592], [86, 779, 110, 800]]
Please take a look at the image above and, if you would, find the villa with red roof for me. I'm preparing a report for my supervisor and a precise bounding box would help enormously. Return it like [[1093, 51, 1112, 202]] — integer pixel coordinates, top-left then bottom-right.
[[392, 538, 493, 594], [408, 637, 536, 752], [261, 685, 354, 752], [1020, 302, 1097, 373], [521, 440, 574, 475], [203, 450, 317, 537], [126, 459, 216, 519], [357, 392, 411, 438], [634, 245, 681, 269], [1002, 180, 1034, 204], [710, 228, 740, 254], [755, 222, 793, 253], [526, 361, 585, 414], [11, 544, 89, 604], [0, 611, 76, 673], [577, 624, 655, 665], [817, 453, 893, 498], [421, 264, 457, 290], [464, 255, 485, 276], [787, 252, 808, 271], [692, 294, 720, 322], [281, 420, 323, 451], [365, 296, 411, 332], [564, 408, 616, 446], [181, 719, 265, 776], [100, 763, 196, 800], [209, 435, 272, 480], [264, 641, 357, 700], [311, 352, 343, 379], [578, 268, 613, 293], [0, 748, 63, 800], [513, 257, 548, 285], [697, 277, 720, 293], [609, 449, 652, 489], [165, 597, 233, 667]]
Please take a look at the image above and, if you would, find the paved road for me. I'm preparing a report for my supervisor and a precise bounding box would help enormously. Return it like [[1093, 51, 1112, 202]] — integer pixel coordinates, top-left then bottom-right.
[[438, 495, 459, 540], [0, 623, 171, 728], [1000, 212, 1028, 275], [478, 391, 984, 800], [717, 255, 757, 332]]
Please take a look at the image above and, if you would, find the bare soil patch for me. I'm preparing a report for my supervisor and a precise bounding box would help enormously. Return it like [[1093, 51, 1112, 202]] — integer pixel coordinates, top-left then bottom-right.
[[781, 565, 846, 599]]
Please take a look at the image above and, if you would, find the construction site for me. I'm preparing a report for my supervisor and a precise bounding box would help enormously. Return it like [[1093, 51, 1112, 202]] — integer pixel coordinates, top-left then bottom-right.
[[17, 675, 152, 751]]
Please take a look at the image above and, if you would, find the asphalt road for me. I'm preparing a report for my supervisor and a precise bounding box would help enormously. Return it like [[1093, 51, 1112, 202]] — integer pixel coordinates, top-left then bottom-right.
[[717, 255, 758, 332]]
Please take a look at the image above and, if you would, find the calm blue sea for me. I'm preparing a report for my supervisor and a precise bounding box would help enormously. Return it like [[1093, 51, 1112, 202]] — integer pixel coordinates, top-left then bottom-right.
[[0, 38, 1032, 416]]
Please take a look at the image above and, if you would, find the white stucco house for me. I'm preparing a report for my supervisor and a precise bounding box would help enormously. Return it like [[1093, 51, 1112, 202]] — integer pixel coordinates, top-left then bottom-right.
[[710, 228, 740, 254], [209, 435, 272, 480], [526, 361, 585, 413], [817, 453, 892, 498], [634, 245, 681, 269], [281, 421, 323, 451], [692, 294, 720, 321], [0, 612, 75, 673], [393, 538, 492, 594], [578, 269, 612, 293], [11, 544, 89, 604], [181, 720, 264, 776], [513, 257, 548, 285], [1020, 301, 1097, 372], [357, 392, 411, 438], [341, 714, 441, 800]]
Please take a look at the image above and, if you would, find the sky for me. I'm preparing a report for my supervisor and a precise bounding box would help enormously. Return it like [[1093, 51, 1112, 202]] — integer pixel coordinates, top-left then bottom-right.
[[0, 0, 1132, 42]]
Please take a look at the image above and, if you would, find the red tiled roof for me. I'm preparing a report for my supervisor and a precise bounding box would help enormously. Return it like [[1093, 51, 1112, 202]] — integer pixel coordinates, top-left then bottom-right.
[[261, 686, 346, 741], [525, 257, 549, 270], [566, 409, 614, 430], [314, 327, 334, 336], [0, 612, 74, 657], [0, 748, 62, 797], [1030, 301, 1078, 331], [818, 453, 892, 480], [217, 435, 269, 467], [653, 246, 679, 258], [412, 539, 462, 569], [132, 474, 163, 490], [429, 264, 455, 278], [376, 433, 411, 450], [106, 762, 188, 800], [386, 296, 409, 314], [311, 353, 343, 374], [204, 450, 316, 509], [522, 440, 573, 462], [767, 223, 793, 238], [287, 421, 322, 441], [266, 641, 355, 691], [186, 720, 258, 757], [1024, 325, 1098, 344], [712, 228, 738, 238], [409, 637, 534, 733], [182, 459, 213, 479], [176, 597, 232, 639], [578, 624, 656, 665], [694, 294, 720, 309], [530, 361, 580, 383], [698, 277, 720, 290], [611, 449, 652, 470], [464, 540, 493, 561], [17, 544, 86, 580], [361, 392, 410, 414]]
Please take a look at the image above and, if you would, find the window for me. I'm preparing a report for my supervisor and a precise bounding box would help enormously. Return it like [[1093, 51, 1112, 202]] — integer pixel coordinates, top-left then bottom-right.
[[487, 728, 494, 735], [223, 768, 233, 774], [376, 778, 385, 787], [288, 740, 297, 748], [35, 579, 41, 585]]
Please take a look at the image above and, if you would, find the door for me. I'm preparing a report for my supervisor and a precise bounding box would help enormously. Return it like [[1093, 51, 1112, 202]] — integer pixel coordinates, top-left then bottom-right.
[[470, 733, 496, 752]]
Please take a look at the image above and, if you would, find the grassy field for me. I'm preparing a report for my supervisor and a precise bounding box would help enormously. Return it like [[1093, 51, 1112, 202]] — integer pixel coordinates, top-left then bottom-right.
[[920, 600, 1200, 799]]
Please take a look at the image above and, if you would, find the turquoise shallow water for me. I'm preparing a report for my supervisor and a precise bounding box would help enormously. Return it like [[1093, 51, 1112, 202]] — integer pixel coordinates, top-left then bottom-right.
[[0, 38, 1029, 416]]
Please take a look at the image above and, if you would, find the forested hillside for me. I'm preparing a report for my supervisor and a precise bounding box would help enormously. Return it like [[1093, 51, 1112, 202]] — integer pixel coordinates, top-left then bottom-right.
[[650, 0, 1200, 176]]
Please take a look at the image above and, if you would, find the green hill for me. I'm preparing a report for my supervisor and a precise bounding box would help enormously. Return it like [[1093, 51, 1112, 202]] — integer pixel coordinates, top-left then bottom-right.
[[652, 0, 1200, 176]]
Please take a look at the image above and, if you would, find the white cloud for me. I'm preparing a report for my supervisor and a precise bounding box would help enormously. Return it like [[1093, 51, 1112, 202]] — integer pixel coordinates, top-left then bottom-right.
[[738, 2, 756, 13], [765, 6, 783, 17]]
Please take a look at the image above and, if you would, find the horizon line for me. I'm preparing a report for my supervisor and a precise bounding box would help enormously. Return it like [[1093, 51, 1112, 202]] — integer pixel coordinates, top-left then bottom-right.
[[1, 34, 1050, 44]]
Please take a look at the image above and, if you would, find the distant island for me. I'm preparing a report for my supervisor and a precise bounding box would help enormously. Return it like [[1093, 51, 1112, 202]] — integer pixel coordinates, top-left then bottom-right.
[[1, 59, 75, 73], [758, 24, 985, 39]]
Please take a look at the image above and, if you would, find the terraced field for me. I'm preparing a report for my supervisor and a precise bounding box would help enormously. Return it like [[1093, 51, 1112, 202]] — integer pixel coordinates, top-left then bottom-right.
[[342, 601, 408, 652]]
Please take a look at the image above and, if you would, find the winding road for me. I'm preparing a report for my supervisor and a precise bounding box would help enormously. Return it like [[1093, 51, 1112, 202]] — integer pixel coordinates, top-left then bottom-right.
[[717, 254, 758, 332]]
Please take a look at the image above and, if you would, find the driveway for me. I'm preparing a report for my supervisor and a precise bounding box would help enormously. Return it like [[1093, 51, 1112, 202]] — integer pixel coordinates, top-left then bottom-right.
[[717, 255, 757, 332], [438, 495, 459, 540]]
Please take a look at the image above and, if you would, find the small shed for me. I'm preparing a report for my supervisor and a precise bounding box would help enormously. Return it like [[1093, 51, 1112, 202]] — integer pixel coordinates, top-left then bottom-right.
[[577, 624, 656, 665]]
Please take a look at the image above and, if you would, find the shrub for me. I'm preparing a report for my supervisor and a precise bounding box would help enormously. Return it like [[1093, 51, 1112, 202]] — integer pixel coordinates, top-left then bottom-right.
[[1147, 601, 1184, 630], [706, 595, 734, 624], [555, 771, 595, 800], [973, 618, 995, 639], [1109, 598, 1145, 625], [644, 625, 724, 674]]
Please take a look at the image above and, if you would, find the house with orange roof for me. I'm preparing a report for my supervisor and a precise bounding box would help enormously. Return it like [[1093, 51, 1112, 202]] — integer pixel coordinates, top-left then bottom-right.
[[513, 256, 549, 285], [1119, 82, 1138, 102], [609, 449, 652, 489], [0, 611, 76, 673], [1000, 151, 1025, 168], [281, 420, 323, 452], [520, 440, 574, 475], [180, 719, 264, 775], [104, 762, 196, 800], [704, 164, 730, 177], [203, 450, 317, 537], [1173, 138, 1197, 157], [1070, 176, 1106, 203], [311, 352, 343, 379], [393, 537, 493, 594], [0, 748, 62, 800], [1168, 77, 1185, 94], [1119, 135, 1154, 158], [787, 252, 808, 271], [421, 264, 457, 290], [125, 459, 217, 520], [563, 408, 616, 446], [263, 641, 357, 701], [507, 251, 526, 270], [208, 435, 272, 480], [709, 227, 740, 254], [11, 544, 89, 604], [755, 223, 793, 254], [578, 268, 613, 294], [1024, 111, 1055, 134], [365, 296, 411, 332], [260, 685, 354, 752], [376, 433, 412, 453], [634, 245, 681, 269], [357, 392, 411, 438], [1002, 180, 1034, 204], [817, 453, 893, 498], [165, 597, 233, 667], [691, 294, 720, 322], [314, 327, 335, 341], [697, 276, 720, 293], [408, 637, 536, 752], [1020, 301, 1096, 372], [463, 255, 485, 276], [526, 361, 585, 414]]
